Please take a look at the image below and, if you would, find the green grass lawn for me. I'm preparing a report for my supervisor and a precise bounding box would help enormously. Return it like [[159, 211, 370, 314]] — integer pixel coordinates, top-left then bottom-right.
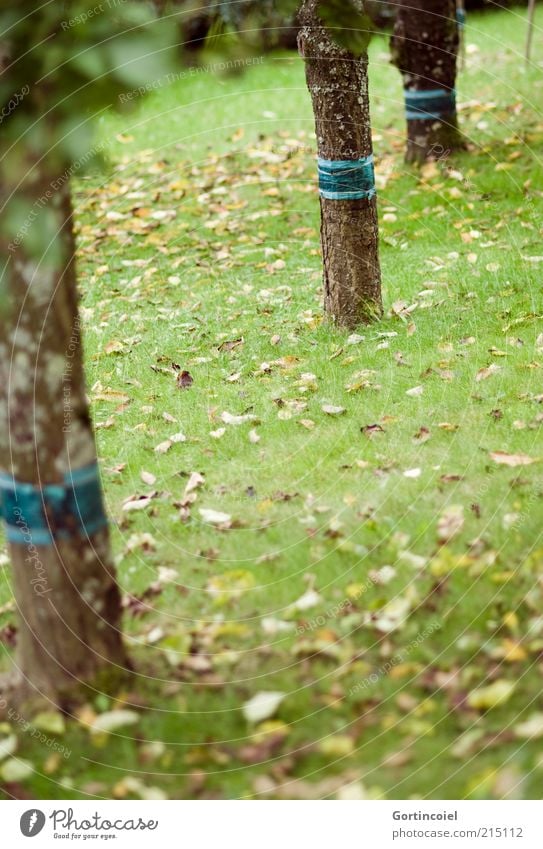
[[1, 6, 543, 800]]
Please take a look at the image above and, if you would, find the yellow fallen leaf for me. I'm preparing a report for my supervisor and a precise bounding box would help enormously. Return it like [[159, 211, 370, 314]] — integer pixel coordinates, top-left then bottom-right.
[[468, 679, 515, 711], [319, 735, 355, 758]]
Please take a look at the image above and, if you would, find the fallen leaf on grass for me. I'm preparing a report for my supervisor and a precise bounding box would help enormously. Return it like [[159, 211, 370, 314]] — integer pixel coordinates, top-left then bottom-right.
[[33, 712, 66, 736], [176, 370, 193, 390], [122, 494, 156, 513], [140, 470, 156, 486], [242, 691, 285, 724], [0, 758, 33, 782], [218, 337, 243, 352], [0, 735, 17, 762], [261, 617, 295, 635], [155, 439, 173, 454], [184, 471, 205, 496], [489, 451, 539, 467], [170, 432, 187, 444], [221, 411, 258, 426], [372, 595, 411, 633], [413, 426, 430, 443], [322, 404, 346, 416], [476, 363, 501, 381], [451, 729, 485, 758], [207, 570, 255, 603], [362, 423, 385, 437], [124, 532, 156, 553], [90, 710, 139, 735], [154, 432, 186, 453], [437, 505, 464, 543], [290, 588, 322, 611], [319, 735, 355, 758], [104, 340, 125, 355], [468, 680, 516, 711], [256, 771, 361, 800], [199, 508, 232, 526], [117, 776, 167, 801], [514, 713, 543, 739]]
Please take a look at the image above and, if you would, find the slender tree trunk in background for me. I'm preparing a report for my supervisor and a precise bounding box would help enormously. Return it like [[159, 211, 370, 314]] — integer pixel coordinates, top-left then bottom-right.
[[298, 0, 382, 328], [526, 0, 536, 64], [0, 169, 126, 711], [391, 0, 463, 163]]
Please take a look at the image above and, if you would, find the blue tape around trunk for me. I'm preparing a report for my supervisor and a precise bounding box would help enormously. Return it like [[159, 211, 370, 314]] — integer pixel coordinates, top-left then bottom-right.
[[0, 461, 108, 545], [456, 7, 466, 28], [404, 88, 456, 121], [318, 155, 376, 201]]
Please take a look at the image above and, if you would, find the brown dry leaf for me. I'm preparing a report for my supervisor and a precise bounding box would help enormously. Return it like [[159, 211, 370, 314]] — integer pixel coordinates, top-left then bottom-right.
[[185, 472, 205, 496], [122, 493, 157, 513], [176, 370, 193, 390], [437, 505, 464, 543], [93, 390, 130, 404], [154, 440, 172, 454], [362, 423, 385, 437], [476, 363, 501, 381], [104, 340, 125, 355], [413, 426, 431, 443], [218, 337, 243, 353]]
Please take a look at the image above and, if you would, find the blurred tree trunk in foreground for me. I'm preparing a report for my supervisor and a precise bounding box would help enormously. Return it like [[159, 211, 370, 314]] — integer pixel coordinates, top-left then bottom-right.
[[0, 0, 178, 713], [391, 0, 463, 163], [0, 168, 126, 710], [298, 0, 382, 327]]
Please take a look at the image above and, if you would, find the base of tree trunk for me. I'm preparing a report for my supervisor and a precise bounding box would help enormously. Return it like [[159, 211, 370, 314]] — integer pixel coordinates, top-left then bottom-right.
[[6, 529, 128, 713], [321, 198, 382, 327], [405, 116, 465, 164]]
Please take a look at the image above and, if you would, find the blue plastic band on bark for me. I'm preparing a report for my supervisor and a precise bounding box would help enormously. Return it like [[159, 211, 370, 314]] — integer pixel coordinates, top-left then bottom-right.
[[0, 461, 108, 545], [404, 88, 456, 121], [456, 7, 466, 27], [317, 155, 376, 201]]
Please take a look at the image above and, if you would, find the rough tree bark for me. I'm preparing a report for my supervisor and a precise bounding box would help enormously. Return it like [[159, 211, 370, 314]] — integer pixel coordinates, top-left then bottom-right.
[[391, 0, 463, 163], [298, 0, 382, 328], [0, 166, 127, 711]]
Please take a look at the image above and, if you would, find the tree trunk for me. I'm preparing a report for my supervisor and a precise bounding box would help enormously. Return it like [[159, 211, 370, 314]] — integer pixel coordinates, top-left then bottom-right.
[[0, 168, 126, 712], [298, 0, 382, 328], [391, 0, 463, 163]]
